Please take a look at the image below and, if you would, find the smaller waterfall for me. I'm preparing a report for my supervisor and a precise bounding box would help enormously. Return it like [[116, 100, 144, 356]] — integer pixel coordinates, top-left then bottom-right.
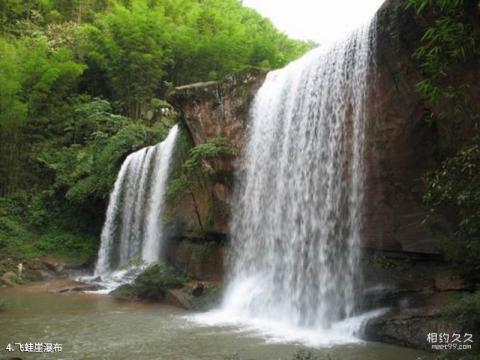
[[94, 125, 179, 276]]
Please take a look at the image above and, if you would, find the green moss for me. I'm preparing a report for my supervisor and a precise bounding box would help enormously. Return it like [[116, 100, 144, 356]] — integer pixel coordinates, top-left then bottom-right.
[[133, 262, 186, 300]]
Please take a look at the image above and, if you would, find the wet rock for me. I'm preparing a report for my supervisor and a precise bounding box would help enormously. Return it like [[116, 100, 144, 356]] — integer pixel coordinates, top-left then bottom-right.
[[110, 284, 137, 301], [191, 282, 204, 297], [365, 299, 479, 352], [434, 270, 465, 291], [181, 282, 222, 311], [55, 283, 103, 293], [29, 269, 54, 281], [165, 289, 190, 309], [1, 271, 18, 287], [132, 263, 186, 301], [166, 239, 224, 281], [41, 257, 66, 275]]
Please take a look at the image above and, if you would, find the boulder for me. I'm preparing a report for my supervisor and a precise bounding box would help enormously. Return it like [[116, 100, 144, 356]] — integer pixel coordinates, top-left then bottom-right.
[[165, 289, 190, 309], [180, 282, 223, 311], [131, 263, 186, 301], [41, 257, 66, 275], [1, 271, 18, 287], [110, 284, 137, 301], [191, 282, 204, 297]]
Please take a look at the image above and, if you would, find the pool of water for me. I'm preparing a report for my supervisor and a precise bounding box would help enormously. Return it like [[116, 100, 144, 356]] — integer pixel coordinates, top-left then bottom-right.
[[0, 289, 433, 360]]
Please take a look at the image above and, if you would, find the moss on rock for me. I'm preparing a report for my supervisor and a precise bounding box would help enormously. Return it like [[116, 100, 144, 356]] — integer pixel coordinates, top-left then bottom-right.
[[134, 263, 186, 300], [110, 284, 137, 301]]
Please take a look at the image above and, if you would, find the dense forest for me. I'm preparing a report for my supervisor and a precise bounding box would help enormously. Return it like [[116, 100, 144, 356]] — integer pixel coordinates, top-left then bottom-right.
[[0, 0, 310, 265]]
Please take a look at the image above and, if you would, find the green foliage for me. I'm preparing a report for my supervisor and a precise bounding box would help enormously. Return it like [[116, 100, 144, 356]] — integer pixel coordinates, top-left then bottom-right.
[[0, 35, 85, 195], [0, 194, 98, 259], [424, 138, 480, 280], [408, 1, 480, 282], [445, 291, 480, 329], [166, 136, 234, 232], [36, 96, 168, 203], [76, 0, 309, 116], [184, 137, 235, 172], [406, 0, 477, 107], [167, 136, 234, 201], [0, 37, 27, 130], [78, 2, 171, 118], [35, 226, 97, 257]]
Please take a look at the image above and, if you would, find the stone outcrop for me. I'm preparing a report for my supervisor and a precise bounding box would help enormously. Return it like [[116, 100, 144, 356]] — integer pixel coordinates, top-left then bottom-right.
[[168, 68, 267, 237], [364, 0, 480, 255], [165, 69, 267, 281]]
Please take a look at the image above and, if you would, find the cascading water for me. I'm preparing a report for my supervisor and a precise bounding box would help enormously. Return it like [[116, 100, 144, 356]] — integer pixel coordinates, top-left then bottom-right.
[[191, 19, 381, 345], [94, 125, 179, 278]]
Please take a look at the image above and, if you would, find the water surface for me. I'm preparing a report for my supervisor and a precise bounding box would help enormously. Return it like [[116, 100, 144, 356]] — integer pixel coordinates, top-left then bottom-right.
[[0, 289, 434, 360]]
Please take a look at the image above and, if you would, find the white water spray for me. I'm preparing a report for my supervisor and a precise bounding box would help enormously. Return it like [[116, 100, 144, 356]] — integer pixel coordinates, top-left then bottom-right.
[[94, 125, 179, 276], [191, 19, 378, 345]]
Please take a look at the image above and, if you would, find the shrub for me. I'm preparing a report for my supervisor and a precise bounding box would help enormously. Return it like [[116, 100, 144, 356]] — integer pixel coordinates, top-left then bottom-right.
[[424, 138, 480, 281], [445, 291, 480, 329]]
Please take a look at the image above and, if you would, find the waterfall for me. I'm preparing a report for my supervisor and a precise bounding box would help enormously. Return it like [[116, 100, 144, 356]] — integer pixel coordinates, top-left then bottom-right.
[[196, 19, 378, 343], [94, 125, 179, 276]]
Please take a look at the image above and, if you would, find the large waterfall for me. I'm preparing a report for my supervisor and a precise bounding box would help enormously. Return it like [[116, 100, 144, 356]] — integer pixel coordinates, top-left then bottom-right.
[[94, 125, 179, 276], [193, 20, 378, 345]]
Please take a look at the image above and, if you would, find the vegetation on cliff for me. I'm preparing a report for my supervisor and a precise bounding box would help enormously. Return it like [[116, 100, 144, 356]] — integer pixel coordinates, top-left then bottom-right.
[[0, 0, 309, 266], [167, 136, 236, 232], [409, 0, 480, 282]]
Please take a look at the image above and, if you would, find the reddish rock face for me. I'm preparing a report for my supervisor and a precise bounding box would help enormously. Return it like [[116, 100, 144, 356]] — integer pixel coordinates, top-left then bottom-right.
[[169, 69, 267, 237], [362, 0, 438, 254], [166, 239, 224, 281], [172, 68, 267, 156], [364, 0, 480, 254]]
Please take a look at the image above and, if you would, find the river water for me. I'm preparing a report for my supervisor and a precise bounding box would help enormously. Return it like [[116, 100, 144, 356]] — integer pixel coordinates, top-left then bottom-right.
[[0, 289, 433, 360]]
